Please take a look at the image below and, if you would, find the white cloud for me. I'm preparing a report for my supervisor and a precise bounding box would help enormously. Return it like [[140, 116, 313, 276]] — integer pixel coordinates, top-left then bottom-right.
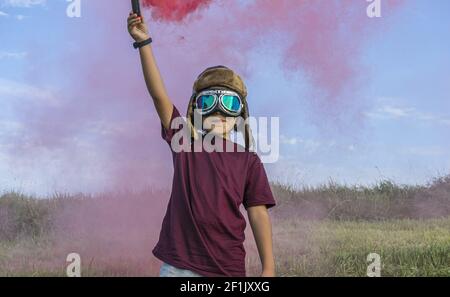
[[280, 135, 320, 147], [0, 78, 59, 105], [86, 121, 129, 137], [1, 0, 46, 8], [281, 134, 357, 154], [0, 0, 45, 19], [440, 119, 450, 125], [303, 139, 321, 153], [401, 146, 447, 157], [0, 51, 27, 59], [280, 134, 298, 145], [280, 134, 321, 153], [381, 106, 414, 118], [365, 105, 414, 119], [0, 120, 23, 131], [0, 120, 23, 141], [365, 104, 450, 126]]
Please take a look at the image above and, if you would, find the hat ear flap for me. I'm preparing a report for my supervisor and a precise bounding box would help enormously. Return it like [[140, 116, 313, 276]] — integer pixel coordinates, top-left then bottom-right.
[[187, 93, 200, 141], [240, 99, 255, 151]]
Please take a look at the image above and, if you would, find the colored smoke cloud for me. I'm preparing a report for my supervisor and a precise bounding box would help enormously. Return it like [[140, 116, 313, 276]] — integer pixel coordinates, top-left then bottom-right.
[[3, 0, 405, 194], [142, 0, 213, 22]]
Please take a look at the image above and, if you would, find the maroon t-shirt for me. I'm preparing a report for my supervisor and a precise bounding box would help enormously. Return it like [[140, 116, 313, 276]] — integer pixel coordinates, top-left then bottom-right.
[[152, 105, 276, 277]]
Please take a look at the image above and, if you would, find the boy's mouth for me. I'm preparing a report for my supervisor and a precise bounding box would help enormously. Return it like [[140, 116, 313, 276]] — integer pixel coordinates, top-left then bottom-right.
[[210, 117, 226, 123]]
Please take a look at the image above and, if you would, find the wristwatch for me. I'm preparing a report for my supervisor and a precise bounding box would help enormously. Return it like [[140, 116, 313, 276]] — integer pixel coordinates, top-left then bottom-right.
[[133, 37, 153, 49]]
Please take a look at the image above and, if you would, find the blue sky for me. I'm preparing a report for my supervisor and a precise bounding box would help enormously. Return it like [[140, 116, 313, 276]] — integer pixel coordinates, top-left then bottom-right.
[[1, 0, 449, 195], [247, 0, 450, 187]]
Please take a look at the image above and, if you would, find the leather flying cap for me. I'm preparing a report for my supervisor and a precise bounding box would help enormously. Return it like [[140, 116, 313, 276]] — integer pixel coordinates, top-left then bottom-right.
[[192, 65, 247, 100]]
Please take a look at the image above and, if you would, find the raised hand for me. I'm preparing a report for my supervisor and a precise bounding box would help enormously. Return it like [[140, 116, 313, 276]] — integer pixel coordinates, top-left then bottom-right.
[[127, 12, 150, 42]]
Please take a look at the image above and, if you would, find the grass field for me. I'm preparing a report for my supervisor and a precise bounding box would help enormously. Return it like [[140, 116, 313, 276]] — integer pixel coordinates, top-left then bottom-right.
[[1, 176, 450, 276], [247, 218, 450, 276]]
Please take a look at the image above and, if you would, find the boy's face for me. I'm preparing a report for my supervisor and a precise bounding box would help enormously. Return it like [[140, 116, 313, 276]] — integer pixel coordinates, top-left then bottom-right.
[[203, 111, 237, 137], [197, 86, 240, 137]]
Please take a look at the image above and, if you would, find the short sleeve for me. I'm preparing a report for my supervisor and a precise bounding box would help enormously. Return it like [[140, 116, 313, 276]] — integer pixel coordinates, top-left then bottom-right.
[[243, 152, 276, 210], [161, 104, 185, 144]]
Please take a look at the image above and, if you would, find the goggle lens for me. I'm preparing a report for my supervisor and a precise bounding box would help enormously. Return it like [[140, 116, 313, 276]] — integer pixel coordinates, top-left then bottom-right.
[[197, 95, 215, 111], [221, 95, 241, 112]]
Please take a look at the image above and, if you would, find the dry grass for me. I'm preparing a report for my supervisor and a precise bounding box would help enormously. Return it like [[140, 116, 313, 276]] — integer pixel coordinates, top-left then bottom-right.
[[1, 175, 450, 276]]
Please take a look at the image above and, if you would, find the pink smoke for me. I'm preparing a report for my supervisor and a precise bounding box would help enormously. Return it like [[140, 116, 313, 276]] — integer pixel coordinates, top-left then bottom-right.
[[7, 0, 406, 193], [142, 0, 212, 21]]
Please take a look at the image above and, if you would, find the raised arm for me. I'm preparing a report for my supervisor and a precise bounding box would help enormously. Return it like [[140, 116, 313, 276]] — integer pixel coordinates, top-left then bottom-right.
[[127, 12, 173, 130]]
